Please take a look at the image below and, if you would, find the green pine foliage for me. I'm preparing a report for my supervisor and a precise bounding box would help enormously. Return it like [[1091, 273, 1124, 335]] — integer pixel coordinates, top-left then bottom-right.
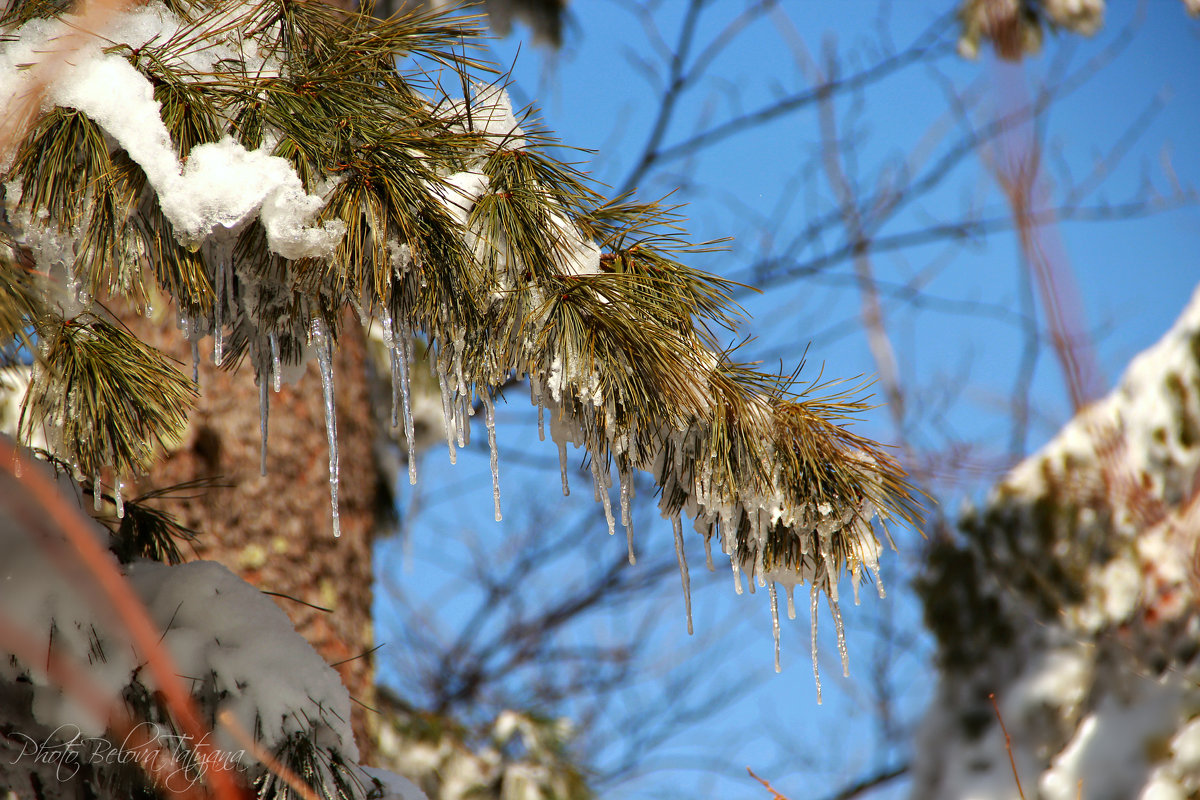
[[0, 0, 923, 786]]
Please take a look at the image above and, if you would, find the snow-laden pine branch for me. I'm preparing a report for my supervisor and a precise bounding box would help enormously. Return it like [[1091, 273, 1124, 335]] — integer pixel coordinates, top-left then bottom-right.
[[0, 0, 920, 699]]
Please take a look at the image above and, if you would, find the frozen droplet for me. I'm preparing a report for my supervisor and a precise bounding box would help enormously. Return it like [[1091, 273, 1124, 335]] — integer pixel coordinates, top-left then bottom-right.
[[811, 584, 822, 704], [672, 513, 693, 635], [270, 332, 281, 393], [786, 585, 796, 620], [558, 439, 570, 496], [770, 582, 781, 673], [259, 375, 269, 477], [312, 319, 341, 538], [483, 391, 502, 522], [114, 480, 124, 520], [93, 473, 102, 511]]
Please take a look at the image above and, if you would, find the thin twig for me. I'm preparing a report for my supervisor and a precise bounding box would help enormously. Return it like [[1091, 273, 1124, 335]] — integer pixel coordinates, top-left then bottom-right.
[[989, 692, 1027, 800], [747, 766, 790, 800]]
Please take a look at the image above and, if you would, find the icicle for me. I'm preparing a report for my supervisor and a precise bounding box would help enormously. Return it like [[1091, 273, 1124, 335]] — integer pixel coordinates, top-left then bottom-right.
[[591, 457, 615, 537], [436, 363, 456, 464], [832, 598, 849, 677], [811, 583, 822, 704], [190, 337, 200, 385], [770, 582, 781, 673], [398, 329, 417, 485], [591, 456, 603, 503], [619, 464, 635, 565], [732, 558, 743, 595], [537, 404, 545, 441], [558, 439, 570, 496], [270, 333, 281, 393], [786, 585, 796, 619], [259, 375, 269, 477], [311, 319, 341, 538], [672, 513, 693, 635], [114, 480, 124, 520], [93, 473, 102, 511], [456, 395, 466, 448], [872, 564, 887, 599], [214, 261, 227, 367], [483, 391, 502, 522], [704, 530, 714, 571], [389, 343, 402, 428]]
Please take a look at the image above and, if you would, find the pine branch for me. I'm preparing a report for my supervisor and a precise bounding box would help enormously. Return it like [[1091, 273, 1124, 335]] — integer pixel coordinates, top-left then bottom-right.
[[19, 313, 196, 481], [0, 0, 922, 683]]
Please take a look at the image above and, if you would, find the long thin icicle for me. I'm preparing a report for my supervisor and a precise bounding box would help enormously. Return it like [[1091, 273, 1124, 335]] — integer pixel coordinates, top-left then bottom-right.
[[672, 513, 693, 635], [787, 584, 797, 620], [483, 391, 502, 522], [811, 583, 822, 704], [114, 479, 124, 520], [93, 473, 102, 511], [312, 319, 341, 538], [558, 439, 570, 496], [270, 332, 281, 393], [832, 598, 849, 677], [382, 307, 399, 428], [398, 327, 417, 485], [537, 404, 545, 441], [591, 456, 615, 537], [770, 582, 781, 673], [213, 260, 227, 366], [436, 363, 456, 465], [619, 464, 635, 565]]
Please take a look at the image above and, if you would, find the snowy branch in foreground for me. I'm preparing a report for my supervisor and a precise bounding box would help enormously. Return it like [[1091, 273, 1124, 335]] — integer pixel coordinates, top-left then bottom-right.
[[0, 445, 425, 799], [912, 285, 1200, 800]]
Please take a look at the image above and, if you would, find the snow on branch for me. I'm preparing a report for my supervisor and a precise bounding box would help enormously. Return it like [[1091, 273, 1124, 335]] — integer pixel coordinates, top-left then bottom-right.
[[0, 0, 920, 703]]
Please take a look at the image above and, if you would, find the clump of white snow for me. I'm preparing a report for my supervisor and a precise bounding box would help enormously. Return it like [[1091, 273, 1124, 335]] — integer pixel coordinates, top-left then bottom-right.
[[0, 4, 343, 258]]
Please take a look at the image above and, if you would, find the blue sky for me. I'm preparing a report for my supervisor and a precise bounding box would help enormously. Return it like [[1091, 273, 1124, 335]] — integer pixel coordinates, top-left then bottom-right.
[[376, 3, 1199, 798]]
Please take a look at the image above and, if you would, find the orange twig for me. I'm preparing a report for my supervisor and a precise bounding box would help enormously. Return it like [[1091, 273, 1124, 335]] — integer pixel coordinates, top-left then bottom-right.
[[988, 692, 1026, 800], [747, 766, 791, 800]]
